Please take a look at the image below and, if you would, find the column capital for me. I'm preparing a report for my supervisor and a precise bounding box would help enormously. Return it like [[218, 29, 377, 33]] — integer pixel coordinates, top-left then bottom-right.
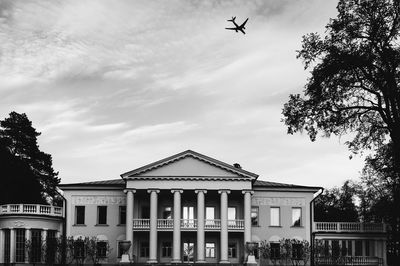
[[218, 189, 231, 194], [147, 189, 160, 194], [242, 190, 254, 195], [195, 189, 207, 194], [123, 189, 136, 194], [171, 189, 183, 194]]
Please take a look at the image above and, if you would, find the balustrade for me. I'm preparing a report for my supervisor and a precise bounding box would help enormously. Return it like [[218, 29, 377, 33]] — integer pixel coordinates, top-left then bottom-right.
[[132, 218, 245, 230], [0, 204, 63, 217], [314, 222, 386, 232]]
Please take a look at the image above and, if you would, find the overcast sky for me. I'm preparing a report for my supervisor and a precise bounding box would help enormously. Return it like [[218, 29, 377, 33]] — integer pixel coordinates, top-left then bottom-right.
[[0, 0, 365, 188]]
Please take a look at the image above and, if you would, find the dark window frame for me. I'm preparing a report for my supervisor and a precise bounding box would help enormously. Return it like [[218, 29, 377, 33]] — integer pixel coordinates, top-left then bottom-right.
[[75, 206, 85, 225], [251, 206, 259, 226], [97, 206, 107, 225], [119, 206, 126, 225]]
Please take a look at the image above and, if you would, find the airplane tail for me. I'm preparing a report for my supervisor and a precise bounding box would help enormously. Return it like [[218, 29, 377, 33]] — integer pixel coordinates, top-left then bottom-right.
[[227, 16, 236, 22]]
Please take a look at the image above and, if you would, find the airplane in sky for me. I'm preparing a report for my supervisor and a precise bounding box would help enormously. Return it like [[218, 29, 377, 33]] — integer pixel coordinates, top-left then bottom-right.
[[225, 16, 249, 34]]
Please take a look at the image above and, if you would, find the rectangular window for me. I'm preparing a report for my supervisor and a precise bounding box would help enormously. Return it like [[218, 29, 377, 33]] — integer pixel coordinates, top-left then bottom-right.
[[206, 207, 215, 219], [163, 207, 172, 219], [4, 229, 10, 263], [74, 240, 85, 258], [97, 206, 107, 225], [292, 243, 303, 260], [292, 208, 301, 227], [347, 240, 352, 256], [251, 207, 259, 226], [46, 230, 57, 264], [228, 242, 237, 258], [97, 241, 108, 258], [141, 206, 150, 219], [365, 240, 370, 256], [31, 229, 42, 262], [119, 206, 126, 225], [140, 242, 149, 257], [75, 206, 85, 225], [228, 207, 237, 227], [270, 207, 280, 226], [15, 229, 25, 262], [270, 243, 280, 260], [355, 240, 362, 256], [205, 243, 215, 258], [332, 240, 340, 258], [162, 241, 172, 257]]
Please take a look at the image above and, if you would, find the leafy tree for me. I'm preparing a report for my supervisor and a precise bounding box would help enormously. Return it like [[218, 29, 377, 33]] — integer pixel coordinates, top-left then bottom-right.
[[314, 180, 359, 222], [282, 0, 400, 260], [0, 112, 60, 203]]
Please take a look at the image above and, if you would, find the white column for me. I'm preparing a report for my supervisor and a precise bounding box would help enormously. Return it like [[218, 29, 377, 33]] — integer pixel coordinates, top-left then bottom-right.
[[25, 228, 31, 263], [196, 189, 207, 263], [243, 190, 253, 259], [171, 189, 183, 263], [10, 228, 15, 263], [148, 189, 160, 263], [219, 190, 230, 263], [124, 189, 136, 259], [0, 229, 4, 263], [351, 240, 356, 256]]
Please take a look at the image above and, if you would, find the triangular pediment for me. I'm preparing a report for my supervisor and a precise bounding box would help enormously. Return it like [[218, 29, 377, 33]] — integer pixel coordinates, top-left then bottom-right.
[[121, 150, 258, 180]]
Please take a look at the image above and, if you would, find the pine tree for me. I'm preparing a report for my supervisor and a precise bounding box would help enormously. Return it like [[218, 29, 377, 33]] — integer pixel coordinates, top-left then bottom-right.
[[0, 112, 60, 203]]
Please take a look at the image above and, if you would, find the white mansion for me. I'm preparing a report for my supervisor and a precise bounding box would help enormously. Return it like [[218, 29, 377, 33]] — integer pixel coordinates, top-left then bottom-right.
[[0, 150, 388, 265]]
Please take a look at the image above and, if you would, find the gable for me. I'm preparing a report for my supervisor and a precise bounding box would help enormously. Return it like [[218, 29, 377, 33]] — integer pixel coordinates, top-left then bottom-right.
[[139, 156, 241, 177], [121, 150, 258, 180]]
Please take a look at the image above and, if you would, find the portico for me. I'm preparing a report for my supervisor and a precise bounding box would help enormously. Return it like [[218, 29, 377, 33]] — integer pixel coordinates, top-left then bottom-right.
[[120, 150, 257, 263]]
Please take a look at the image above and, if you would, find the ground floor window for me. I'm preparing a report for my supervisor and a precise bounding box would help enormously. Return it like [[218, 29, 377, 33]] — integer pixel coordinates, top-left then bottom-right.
[[74, 240, 85, 259], [292, 243, 303, 260], [46, 230, 57, 263], [228, 242, 237, 258], [355, 240, 362, 256], [4, 229, 10, 263], [162, 241, 172, 257], [205, 242, 215, 258], [140, 242, 149, 257], [97, 241, 108, 258], [16, 229, 25, 262], [31, 229, 42, 262], [270, 243, 280, 260]]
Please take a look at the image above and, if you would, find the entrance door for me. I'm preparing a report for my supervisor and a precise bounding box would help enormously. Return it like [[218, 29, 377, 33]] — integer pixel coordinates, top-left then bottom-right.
[[183, 242, 195, 262]]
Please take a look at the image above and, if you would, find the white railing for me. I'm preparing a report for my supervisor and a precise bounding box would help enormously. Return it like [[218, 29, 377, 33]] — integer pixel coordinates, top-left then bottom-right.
[[132, 218, 245, 231], [205, 219, 221, 229], [181, 219, 197, 229], [314, 222, 386, 232], [0, 204, 63, 217], [228, 219, 244, 230], [133, 219, 150, 229], [157, 219, 173, 229]]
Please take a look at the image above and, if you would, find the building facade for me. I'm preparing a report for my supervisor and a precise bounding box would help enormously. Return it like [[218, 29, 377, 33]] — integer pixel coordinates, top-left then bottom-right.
[[0, 150, 389, 265]]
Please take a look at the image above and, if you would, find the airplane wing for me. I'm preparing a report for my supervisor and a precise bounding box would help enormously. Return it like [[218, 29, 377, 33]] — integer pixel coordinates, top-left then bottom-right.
[[225, 27, 236, 30], [239, 18, 249, 28]]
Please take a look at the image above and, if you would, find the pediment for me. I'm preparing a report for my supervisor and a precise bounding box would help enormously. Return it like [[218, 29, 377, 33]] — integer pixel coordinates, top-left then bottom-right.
[[121, 150, 258, 180]]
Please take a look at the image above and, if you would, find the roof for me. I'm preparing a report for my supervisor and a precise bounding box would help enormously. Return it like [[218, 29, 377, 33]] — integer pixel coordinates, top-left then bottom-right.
[[254, 179, 322, 191], [120, 149, 259, 180], [59, 178, 321, 191], [58, 178, 125, 188]]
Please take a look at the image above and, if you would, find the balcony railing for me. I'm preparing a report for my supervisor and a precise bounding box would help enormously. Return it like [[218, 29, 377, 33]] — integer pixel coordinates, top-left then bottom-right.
[[205, 219, 221, 229], [314, 222, 386, 233], [157, 219, 173, 229], [132, 218, 244, 230], [0, 204, 63, 217], [315, 256, 383, 266]]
